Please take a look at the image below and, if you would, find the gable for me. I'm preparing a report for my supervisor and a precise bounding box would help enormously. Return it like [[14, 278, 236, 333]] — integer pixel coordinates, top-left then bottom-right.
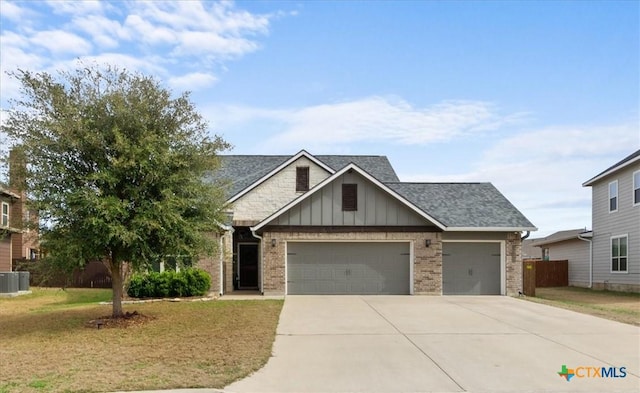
[[207, 152, 400, 200], [231, 156, 332, 222], [265, 169, 436, 227]]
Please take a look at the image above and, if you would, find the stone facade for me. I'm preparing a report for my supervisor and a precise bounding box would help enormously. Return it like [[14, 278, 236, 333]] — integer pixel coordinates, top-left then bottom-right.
[[232, 157, 331, 222], [261, 231, 442, 296], [505, 232, 523, 296]]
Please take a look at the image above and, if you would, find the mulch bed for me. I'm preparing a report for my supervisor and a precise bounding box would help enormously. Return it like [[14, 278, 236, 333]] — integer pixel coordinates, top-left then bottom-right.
[[85, 311, 155, 329]]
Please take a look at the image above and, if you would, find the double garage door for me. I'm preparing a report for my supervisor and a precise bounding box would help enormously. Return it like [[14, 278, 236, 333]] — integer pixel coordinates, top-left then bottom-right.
[[286, 241, 502, 295], [287, 242, 410, 295]]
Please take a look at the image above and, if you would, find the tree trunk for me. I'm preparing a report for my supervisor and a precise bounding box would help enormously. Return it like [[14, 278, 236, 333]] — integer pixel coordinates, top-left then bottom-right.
[[109, 256, 124, 318]]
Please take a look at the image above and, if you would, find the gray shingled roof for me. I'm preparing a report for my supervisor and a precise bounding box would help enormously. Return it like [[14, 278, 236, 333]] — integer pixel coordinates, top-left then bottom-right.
[[208, 154, 399, 198], [386, 182, 535, 229], [583, 149, 640, 186], [530, 229, 590, 247]]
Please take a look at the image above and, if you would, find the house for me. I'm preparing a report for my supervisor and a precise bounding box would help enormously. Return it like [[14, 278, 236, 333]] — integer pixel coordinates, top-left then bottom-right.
[[197, 150, 536, 296], [521, 238, 542, 259], [0, 149, 39, 273], [530, 229, 592, 287], [582, 149, 640, 292]]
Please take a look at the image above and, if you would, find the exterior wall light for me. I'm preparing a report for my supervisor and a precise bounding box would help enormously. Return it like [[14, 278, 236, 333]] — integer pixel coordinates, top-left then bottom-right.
[[425, 239, 431, 247], [271, 238, 276, 247]]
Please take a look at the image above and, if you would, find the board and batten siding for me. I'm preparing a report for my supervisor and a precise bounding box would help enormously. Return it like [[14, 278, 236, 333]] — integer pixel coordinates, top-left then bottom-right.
[[590, 162, 640, 289], [274, 171, 429, 226], [547, 239, 590, 288], [232, 156, 332, 222]]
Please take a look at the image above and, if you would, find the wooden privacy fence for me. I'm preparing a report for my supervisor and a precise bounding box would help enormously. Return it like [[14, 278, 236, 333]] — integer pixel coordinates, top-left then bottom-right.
[[13, 259, 112, 288], [522, 259, 569, 296]]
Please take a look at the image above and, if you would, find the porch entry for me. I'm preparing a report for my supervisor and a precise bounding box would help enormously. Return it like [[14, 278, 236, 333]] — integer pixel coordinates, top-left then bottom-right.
[[238, 243, 259, 289]]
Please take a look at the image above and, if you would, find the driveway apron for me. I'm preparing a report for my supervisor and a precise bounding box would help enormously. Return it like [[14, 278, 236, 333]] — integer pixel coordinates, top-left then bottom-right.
[[225, 296, 640, 393]]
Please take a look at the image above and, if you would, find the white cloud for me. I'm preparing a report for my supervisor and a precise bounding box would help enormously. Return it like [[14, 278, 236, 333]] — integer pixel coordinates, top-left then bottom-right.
[[45, 0, 106, 16], [205, 96, 528, 151], [0, 1, 31, 22], [0, 1, 283, 106], [401, 122, 640, 236], [168, 72, 219, 91], [30, 30, 92, 55]]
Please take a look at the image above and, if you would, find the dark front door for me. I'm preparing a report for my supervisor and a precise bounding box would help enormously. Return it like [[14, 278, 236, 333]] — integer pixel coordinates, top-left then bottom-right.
[[238, 243, 259, 289]]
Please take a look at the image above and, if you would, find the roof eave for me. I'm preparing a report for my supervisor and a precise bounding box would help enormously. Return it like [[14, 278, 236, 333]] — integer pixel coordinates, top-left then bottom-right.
[[445, 226, 538, 232], [582, 153, 640, 187]]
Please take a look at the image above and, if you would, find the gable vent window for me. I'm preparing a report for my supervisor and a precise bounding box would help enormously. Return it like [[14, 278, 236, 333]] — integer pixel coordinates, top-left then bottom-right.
[[342, 184, 358, 211], [296, 166, 309, 192]]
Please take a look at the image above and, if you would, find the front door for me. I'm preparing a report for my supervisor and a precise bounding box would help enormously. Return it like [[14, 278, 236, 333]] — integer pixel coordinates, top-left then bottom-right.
[[238, 243, 259, 289]]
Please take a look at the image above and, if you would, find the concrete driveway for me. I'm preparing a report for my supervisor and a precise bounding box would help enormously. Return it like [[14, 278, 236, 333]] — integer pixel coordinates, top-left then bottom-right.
[[226, 296, 639, 393]]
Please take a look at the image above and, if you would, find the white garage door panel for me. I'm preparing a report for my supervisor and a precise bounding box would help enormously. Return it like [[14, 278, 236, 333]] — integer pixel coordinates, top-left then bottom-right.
[[443, 242, 501, 295], [287, 242, 410, 295]]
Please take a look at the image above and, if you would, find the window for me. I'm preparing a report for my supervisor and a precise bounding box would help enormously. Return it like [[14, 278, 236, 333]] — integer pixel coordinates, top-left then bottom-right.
[[611, 235, 628, 273], [1, 202, 8, 227], [296, 166, 309, 192], [342, 184, 357, 211], [609, 180, 618, 212], [542, 248, 550, 261], [634, 170, 640, 206]]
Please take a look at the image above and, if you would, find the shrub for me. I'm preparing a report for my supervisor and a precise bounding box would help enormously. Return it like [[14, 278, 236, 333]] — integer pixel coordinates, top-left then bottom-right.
[[127, 268, 211, 298]]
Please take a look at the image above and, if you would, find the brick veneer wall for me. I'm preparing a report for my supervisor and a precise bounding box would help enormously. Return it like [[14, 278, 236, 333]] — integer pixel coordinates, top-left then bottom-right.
[[506, 232, 523, 296], [196, 231, 233, 295], [261, 231, 442, 296]]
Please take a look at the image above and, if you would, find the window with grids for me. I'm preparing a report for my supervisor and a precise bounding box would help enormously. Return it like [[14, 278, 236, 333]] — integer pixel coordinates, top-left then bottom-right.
[[1, 202, 8, 227], [609, 180, 618, 212], [296, 166, 309, 192], [342, 184, 357, 211], [611, 235, 628, 273]]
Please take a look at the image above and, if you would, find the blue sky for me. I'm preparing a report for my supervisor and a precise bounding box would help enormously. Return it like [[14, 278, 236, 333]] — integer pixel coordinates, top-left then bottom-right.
[[1, 0, 638, 237]]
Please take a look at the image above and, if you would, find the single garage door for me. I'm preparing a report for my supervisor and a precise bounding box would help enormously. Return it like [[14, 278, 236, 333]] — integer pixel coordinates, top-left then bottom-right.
[[442, 242, 501, 295], [287, 242, 410, 295]]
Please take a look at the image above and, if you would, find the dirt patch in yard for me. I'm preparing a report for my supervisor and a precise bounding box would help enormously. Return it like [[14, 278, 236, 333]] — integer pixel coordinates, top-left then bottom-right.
[[525, 287, 640, 326]]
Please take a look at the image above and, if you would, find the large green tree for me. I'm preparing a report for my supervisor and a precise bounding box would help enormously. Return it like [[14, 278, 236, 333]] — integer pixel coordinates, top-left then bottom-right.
[[2, 64, 229, 317]]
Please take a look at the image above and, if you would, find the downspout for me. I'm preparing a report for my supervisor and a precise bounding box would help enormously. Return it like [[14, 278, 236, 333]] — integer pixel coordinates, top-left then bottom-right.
[[578, 233, 593, 288], [251, 229, 264, 295], [521, 231, 530, 240]]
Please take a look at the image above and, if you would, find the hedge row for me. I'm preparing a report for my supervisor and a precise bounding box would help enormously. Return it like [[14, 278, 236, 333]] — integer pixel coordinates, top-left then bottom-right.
[[127, 268, 211, 298]]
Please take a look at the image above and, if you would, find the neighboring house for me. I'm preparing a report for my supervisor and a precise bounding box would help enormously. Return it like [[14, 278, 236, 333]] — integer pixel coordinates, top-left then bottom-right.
[[0, 187, 22, 271], [0, 150, 39, 272], [197, 150, 536, 296], [521, 238, 542, 260], [530, 229, 592, 288], [582, 149, 640, 292]]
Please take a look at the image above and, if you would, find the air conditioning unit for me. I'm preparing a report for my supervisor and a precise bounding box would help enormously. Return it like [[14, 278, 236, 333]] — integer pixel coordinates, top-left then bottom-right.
[[18, 271, 30, 291], [0, 272, 19, 293]]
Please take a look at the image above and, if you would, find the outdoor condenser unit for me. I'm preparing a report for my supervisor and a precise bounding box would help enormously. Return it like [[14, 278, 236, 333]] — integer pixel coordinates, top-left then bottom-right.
[[0, 272, 19, 293]]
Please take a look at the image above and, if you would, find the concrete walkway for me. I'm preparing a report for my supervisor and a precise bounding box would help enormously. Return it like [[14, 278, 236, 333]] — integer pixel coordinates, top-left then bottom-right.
[[225, 296, 640, 393]]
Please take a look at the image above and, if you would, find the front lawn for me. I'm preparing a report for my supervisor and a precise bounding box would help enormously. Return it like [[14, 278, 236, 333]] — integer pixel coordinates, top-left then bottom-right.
[[524, 286, 640, 326], [0, 288, 283, 393]]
